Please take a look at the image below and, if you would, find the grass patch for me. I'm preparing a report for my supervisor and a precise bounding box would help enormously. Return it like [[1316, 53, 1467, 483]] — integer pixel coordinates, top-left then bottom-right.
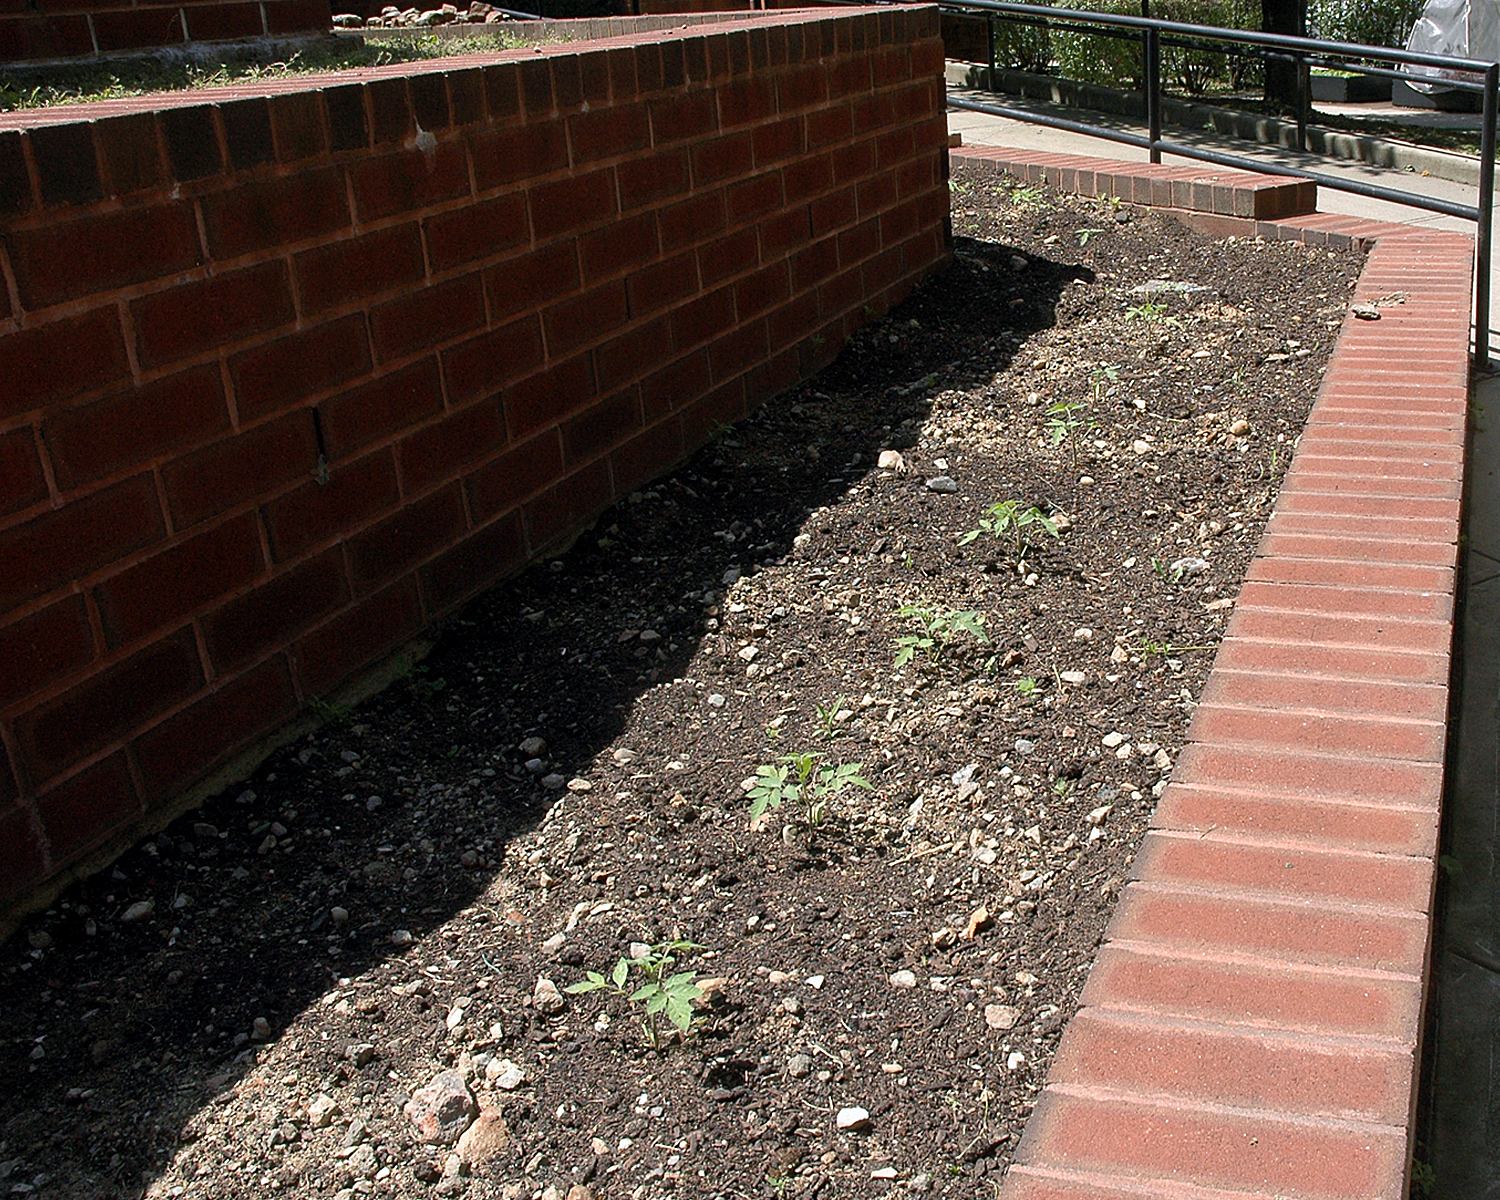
[[0, 31, 546, 110]]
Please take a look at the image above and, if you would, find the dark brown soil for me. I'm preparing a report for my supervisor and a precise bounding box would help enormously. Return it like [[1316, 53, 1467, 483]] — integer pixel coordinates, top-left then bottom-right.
[[0, 165, 1362, 1200]]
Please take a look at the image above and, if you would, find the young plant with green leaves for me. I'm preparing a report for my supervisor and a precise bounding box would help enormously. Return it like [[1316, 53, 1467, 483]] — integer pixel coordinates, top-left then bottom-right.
[[892, 605, 989, 667], [748, 752, 872, 827], [563, 939, 705, 1047], [1124, 301, 1180, 327], [959, 501, 1060, 567], [814, 694, 849, 741]]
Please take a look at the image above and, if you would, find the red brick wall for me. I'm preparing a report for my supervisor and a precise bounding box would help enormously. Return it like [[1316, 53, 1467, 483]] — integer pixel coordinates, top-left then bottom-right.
[[0, 0, 332, 65], [0, 6, 950, 916]]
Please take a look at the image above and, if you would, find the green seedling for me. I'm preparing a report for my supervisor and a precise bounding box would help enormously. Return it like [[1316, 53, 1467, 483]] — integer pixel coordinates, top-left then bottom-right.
[[1138, 638, 1216, 654], [1411, 1160, 1436, 1197], [407, 665, 446, 701], [564, 939, 705, 1047], [1008, 184, 1045, 206], [307, 696, 352, 728], [959, 501, 1060, 567], [1046, 400, 1091, 447], [748, 752, 871, 826], [1076, 227, 1106, 246], [1089, 363, 1119, 401], [893, 605, 989, 667], [1015, 676, 1038, 695], [814, 694, 849, 740], [1124, 301, 1180, 327]]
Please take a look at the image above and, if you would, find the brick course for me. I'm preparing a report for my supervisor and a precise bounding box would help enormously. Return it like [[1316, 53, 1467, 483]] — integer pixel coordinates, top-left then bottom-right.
[[0, 5, 950, 919], [954, 147, 1469, 1200]]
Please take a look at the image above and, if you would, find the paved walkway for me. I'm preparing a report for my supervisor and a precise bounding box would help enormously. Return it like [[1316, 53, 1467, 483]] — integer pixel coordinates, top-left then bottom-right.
[[945, 96, 1500, 1199]]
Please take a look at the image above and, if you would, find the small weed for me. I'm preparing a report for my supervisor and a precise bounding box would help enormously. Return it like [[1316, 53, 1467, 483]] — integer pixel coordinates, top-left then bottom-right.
[[1089, 363, 1119, 401], [1008, 184, 1046, 206], [1015, 676, 1038, 695], [564, 940, 705, 1047], [810, 334, 825, 347], [814, 694, 849, 740], [1076, 227, 1106, 246], [1411, 1160, 1436, 1197], [893, 605, 989, 667], [1046, 400, 1092, 447], [1124, 301, 1180, 327], [748, 753, 872, 826], [1097, 192, 1122, 212], [1138, 638, 1216, 654], [959, 500, 1060, 567], [1052, 777, 1073, 796], [407, 665, 447, 701], [1150, 556, 1185, 584], [307, 696, 352, 728]]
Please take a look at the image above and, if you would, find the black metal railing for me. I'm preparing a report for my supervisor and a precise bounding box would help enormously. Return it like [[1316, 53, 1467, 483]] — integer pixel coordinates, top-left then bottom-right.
[[941, 0, 1499, 368]]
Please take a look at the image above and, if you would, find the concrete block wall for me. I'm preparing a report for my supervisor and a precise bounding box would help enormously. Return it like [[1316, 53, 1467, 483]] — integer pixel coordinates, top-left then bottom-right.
[[0, 5, 951, 916], [1, 0, 332, 66]]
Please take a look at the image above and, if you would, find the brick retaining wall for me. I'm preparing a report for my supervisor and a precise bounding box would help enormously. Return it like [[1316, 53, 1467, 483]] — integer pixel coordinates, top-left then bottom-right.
[[1, 0, 332, 66], [957, 146, 1469, 1200], [0, 5, 951, 921]]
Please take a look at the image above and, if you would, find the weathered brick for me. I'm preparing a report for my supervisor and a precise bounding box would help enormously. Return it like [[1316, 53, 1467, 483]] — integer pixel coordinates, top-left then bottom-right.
[[46, 365, 231, 490], [229, 315, 373, 422], [132, 261, 295, 369], [161, 411, 318, 529], [420, 510, 527, 611], [294, 224, 426, 317], [134, 655, 298, 800], [262, 448, 400, 562], [94, 513, 265, 649], [201, 165, 351, 259], [15, 628, 203, 786], [294, 577, 425, 697], [8, 202, 201, 309], [347, 483, 466, 592], [0, 595, 95, 712], [0, 474, 164, 610], [0, 308, 131, 420], [201, 547, 349, 673], [34, 752, 139, 868], [319, 357, 445, 458]]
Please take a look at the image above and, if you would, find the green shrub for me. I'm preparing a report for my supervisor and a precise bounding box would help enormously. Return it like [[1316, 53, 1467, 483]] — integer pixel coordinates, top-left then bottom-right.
[[1005, 0, 1257, 93], [1308, 0, 1423, 47]]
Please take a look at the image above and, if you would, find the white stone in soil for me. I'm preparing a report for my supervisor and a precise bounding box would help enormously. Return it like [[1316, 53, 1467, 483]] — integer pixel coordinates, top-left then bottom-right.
[[836, 1106, 871, 1131]]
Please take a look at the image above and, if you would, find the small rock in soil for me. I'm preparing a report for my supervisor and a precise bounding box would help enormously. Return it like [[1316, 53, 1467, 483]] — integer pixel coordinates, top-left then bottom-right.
[[404, 1071, 476, 1145]]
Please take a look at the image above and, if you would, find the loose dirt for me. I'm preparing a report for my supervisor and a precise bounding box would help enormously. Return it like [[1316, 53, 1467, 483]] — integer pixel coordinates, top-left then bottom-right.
[[0, 164, 1362, 1200]]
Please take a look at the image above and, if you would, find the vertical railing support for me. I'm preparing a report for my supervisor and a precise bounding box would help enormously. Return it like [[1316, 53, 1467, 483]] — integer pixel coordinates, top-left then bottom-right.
[[988, 12, 997, 83], [1145, 26, 1161, 163], [1296, 53, 1310, 152], [1477, 62, 1497, 371]]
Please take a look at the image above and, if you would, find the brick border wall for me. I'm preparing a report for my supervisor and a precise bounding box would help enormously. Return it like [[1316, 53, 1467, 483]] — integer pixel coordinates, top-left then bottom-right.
[[957, 147, 1469, 1200], [1, 0, 332, 65], [0, 6, 951, 922]]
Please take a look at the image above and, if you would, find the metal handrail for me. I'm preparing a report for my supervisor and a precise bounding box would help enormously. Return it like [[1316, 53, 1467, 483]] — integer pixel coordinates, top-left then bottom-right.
[[941, 0, 1499, 367]]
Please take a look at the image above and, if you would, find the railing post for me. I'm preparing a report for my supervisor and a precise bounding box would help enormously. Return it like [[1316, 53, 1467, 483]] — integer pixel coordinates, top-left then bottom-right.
[[1478, 62, 1497, 371], [1145, 26, 1161, 163], [1296, 53, 1310, 152], [988, 12, 997, 81]]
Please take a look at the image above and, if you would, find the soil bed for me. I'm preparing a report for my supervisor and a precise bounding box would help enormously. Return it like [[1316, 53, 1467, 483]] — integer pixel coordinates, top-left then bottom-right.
[[0, 165, 1362, 1200]]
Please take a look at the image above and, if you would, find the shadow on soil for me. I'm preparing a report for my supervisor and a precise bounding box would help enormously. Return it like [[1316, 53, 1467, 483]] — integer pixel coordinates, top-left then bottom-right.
[[0, 238, 1085, 1199]]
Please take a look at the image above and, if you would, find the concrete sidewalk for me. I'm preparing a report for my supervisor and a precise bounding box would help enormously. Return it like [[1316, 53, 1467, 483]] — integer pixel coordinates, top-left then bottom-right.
[[944, 94, 1500, 1194], [946, 86, 1497, 353]]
